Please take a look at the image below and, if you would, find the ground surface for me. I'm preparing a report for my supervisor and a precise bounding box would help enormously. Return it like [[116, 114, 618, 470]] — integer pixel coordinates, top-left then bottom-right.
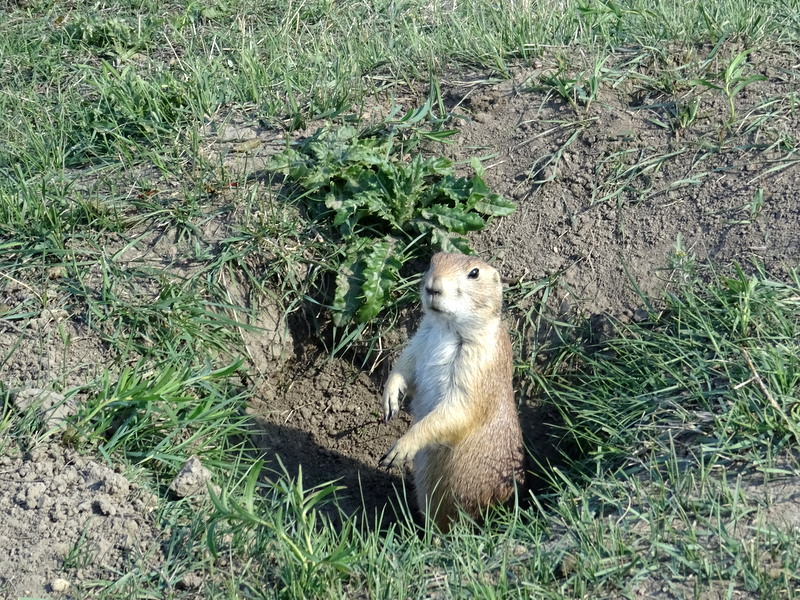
[[1, 44, 799, 597], [0, 442, 161, 598]]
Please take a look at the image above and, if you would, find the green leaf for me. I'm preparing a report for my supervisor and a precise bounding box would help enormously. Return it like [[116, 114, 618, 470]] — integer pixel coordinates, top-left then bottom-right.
[[430, 228, 473, 254], [419, 205, 486, 234], [355, 241, 401, 323], [469, 156, 485, 178], [688, 78, 723, 91], [422, 155, 454, 176], [432, 175, 472, 206], [472, 193, 516, 217], [419, 129, 459, 142], [332, 253, 363, 327], [731, 74, 767, 95]]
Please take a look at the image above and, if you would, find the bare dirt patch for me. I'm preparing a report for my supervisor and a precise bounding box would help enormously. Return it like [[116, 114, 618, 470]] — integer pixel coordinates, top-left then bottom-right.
[[450, 48, 800, 314], [0, 441, 161, 599], [247, 349, 409, 522]]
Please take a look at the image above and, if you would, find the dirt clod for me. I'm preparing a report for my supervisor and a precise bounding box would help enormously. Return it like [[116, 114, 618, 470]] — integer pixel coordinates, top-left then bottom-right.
[[169, 455, 216, 498], [50, 578, 70, 593]]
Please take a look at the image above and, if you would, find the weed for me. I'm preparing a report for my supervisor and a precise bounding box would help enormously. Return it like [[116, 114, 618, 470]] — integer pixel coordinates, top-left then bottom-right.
[[69, 62, 211, 163], [667, 233, 698, 282], [61, 520, 96, 571], [672, 96, 701, 132], [267, 114, 514, 326], [522, 119, 589, 184], [690, 48, 768, 131], [536, 56, 610, 112], [590, 147, 687, 207]]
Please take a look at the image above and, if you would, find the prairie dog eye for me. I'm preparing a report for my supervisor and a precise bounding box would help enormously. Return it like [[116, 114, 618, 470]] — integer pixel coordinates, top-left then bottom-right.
[[468, 268, 480, 279]]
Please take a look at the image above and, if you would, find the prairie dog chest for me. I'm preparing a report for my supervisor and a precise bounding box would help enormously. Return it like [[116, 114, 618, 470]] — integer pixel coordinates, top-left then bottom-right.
[[410, 319, 475, 418]]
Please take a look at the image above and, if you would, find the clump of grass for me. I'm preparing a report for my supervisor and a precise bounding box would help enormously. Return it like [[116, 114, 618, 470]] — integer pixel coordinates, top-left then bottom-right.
[[690, 47, 768, 132], [69, 360, 250, 476], [543, 260, 800, 475], [536, 54, 611, 112], [68, 61, 215, 164], [208, 461, 360, 597], [59, 13, 155, 56]]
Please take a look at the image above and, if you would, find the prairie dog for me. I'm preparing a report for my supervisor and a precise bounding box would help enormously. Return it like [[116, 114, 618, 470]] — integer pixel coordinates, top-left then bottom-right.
[[380, 252, 525, 531]]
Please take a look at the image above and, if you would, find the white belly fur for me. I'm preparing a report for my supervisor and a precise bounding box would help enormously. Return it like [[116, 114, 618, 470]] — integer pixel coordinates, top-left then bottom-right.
[[408, 318, 465, 420]]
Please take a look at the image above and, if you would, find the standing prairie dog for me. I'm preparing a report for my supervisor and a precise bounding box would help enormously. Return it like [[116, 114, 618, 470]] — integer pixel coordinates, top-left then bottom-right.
[[380, 252, 525, 531]]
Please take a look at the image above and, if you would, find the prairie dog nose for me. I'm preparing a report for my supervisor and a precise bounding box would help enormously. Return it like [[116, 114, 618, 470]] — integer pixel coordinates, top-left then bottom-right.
[[424, 273, 444, 297], [425, 284, 442, 297]]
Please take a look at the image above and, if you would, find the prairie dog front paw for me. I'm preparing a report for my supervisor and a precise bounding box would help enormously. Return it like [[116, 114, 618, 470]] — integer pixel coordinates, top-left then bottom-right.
[[382, 374, 405, 422], [379, 435, 417, 468]]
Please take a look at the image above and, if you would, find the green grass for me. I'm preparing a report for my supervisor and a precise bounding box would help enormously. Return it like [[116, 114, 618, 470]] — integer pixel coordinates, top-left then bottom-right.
[[546, 263, 800, 469], [2, 0, 800, 598]]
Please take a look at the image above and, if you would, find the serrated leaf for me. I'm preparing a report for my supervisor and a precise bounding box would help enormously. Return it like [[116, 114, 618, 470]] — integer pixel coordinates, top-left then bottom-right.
[[446, 236, 473, 254], [404, 217, 433, 236], [342, 142, 390, 167], [419, 205, 486, 234], [472, 193, 516, 217], [355, 241, 401, 323], [331, 253, 363, 328], [430, 228, 473, 254], [360, 189, 397, 224], [391, 154, 427, 204], [432, 175, 472, 206], [422, 156, 454, 176], [372, 169, 412, 226], [470, 173, 489, 197], [264, 151, 291, 173], [330, 195, 361, 229]]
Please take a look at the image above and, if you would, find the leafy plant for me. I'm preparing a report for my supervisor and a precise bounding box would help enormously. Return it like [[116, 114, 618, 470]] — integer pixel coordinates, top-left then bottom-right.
[[536, 56, 609, 112], [267, 122, 515, 326], [690, 49, 767, 129]]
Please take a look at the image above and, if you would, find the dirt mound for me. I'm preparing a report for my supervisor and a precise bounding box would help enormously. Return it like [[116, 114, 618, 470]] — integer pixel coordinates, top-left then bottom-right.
[[247, 348, 410, 522]]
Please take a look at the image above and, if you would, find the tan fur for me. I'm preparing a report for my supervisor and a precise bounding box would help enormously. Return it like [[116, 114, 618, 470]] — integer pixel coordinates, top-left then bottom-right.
[[380, 252, 525, 531]]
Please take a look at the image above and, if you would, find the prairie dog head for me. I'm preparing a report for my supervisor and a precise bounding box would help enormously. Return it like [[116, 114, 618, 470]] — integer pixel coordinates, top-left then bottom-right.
[[421, 253, 503, 334]]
